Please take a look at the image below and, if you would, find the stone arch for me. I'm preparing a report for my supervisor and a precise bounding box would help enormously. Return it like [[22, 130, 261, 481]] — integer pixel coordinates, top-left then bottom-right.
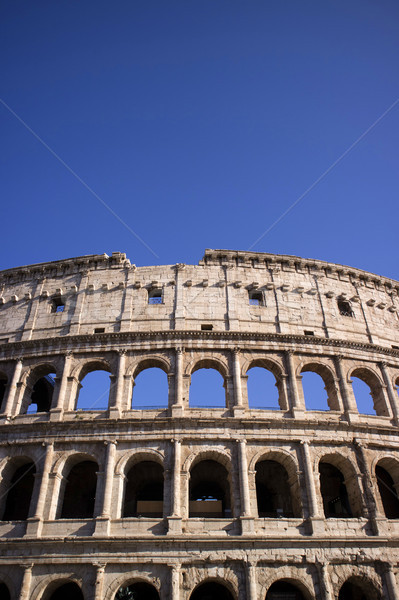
[[186, 356, 229, 379], [335, 570, 382, 600], [251, 449, 302, 518], [20, 363, 58, 414], [115, 448, 164, 476], [187, 450, 233, 519], [72, 360, 113, 411], [0, 369, 9, 411], [51, 450, 103, 478], [318, 452, 363, 518], [182, 448, 231, 473], [372, 455, 399, 519], [122, 458, 165, 518], [189, 578, 237, 600], [30, 575, 84, 600], [187, 357, 230, 409], [104, 574, 161, 600], [265, 579, 313, 600], [0, 455, 36, 521], [244, 357, 287, 410], [298, 361, 340, 411], [260, 567, 315, 600], [0, 572, 15, 600], [71, 359, 112, 381], [348, 366, 389, 416], [130, 355, 171, 378]]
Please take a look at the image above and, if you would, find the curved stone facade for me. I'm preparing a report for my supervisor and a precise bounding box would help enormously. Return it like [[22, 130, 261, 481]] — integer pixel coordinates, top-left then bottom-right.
[[0, 249, 398, 599]]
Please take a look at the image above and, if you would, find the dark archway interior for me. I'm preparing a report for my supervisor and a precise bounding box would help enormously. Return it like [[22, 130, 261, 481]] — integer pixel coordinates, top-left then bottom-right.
[[339, 580, 379, 600], [123, 461, 164, 517], [266, 581, 306, 600], [49, 582, 84, 600], [115, 582, 160, 600], [60, 461, 97, 519], [0, 582, 10, 600], [29, 374, 55, 413], [189, 460, 231, 518], [190, 581, 234, 600], [0, 378, 7, 410], [256, 460, 294, 517], [376, 465, 399, 519], [2, 462, 35, 521], [319, 462, 352, 518]]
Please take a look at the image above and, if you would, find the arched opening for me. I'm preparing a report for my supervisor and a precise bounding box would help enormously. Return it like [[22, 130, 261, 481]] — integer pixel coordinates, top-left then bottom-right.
[[1, 461, 36, 521], [25, 372, 56, 414], [247, 367, 280, 410], [255, 460, 294, 517], [132, 367, 169, 409], [115, 582, 160, 600], [60, 460, 98, 519], [190, 581, 235, 600], [319, 462, 352, 518], [0, 376, 8, 410], [301, 371, 329, 411], [338, 299, 354, 317], [351, 368, 388, 416], [0, 583, 10, 600], [375, 464, 399, 519], [76, 369, 110, 411], [339, 578, 381, 600], [189, 368, 226, 408], [266, 581, 306, 600], [123, 461, 164, 517], [47, 582, 84, 600], [189, 460, 231, 518], [351, 376, 376, 416]]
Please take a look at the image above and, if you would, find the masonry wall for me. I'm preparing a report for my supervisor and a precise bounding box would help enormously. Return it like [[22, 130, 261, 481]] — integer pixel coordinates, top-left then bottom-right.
[[0, 250, 398, 600]]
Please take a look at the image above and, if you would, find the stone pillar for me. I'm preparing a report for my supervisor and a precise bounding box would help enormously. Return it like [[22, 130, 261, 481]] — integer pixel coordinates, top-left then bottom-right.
[[3, 358, 22, 417], [334, 355, 358, 420], [109, 351, 126, 418], [68, 270, 89, 335], [246, 562, 257, 600], [300, 441, 324, 533], [380, 362, 399, 425], [173, 263, 186, 330], [95, 441, 117, 536], [285, 351, 304, 417], [317, 562, 333, 600], [51, 353, 73, 420], [382, 563, 399, 600], [26, 443, 54, 537], [93, 563, 106, 600], [19, 563, 33, 600], [353, 439, 380, 534], [168, 439, 182, 534], [232, 348, 245, 416], [170, 563, 180, 600], [238, 440, 253, 533], [172, 348, 184, 416]]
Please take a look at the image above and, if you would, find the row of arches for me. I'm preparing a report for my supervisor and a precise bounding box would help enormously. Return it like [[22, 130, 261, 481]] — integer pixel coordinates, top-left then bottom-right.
[[2, 357, 398, 416], [2, 452, 398, 523], [1, 574, 382, 600]]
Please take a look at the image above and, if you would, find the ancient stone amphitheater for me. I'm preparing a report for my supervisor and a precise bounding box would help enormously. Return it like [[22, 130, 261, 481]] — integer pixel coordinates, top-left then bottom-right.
[[0, 249, 398, 600]]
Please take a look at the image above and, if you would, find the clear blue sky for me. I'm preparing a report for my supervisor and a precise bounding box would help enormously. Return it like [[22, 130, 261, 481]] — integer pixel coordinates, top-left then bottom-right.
[[1, 0, 398, 279]]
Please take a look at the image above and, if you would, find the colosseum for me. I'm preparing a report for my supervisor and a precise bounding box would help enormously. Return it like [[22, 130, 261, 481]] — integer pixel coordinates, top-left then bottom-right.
[[0, 248, 398, 600]]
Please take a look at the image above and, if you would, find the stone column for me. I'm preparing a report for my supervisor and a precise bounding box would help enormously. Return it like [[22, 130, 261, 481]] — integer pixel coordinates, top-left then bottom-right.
[[51, 353, 73, 420], [380, 362, 399, 424], [174, 263, 186, 330], [26, 443, 54, 537], [68, 270, 89, 335], [353, 439, 380, 534], [285, 351, 304, 417], [238, 440, 253, 533], [334, 355, 358, 420], [172, 348, 184, 416], [300, 441, 324, 533], [19, 563, 33, 600], [246, 562, 257, 600], [109, 351, 126, 418], [3, 358, 22, 417], [95, 441, 117, 536], [232, 348, 245, 416], [170, 563, 180, 600], [317, 562, 333, 600], [382, 563, 399, 600], [93, 563, 106, 600], [168, 439, 182, 534]]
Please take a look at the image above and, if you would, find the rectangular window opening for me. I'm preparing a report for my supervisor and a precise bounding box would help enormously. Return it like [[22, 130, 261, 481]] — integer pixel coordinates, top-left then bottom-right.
[[249, 290, 264, 306], [201, 324, 213, 331], [148, 289, 163, 304], [304, 330, 314, 336], [94, 327, 105, 334], [51, 297, 65, 313], [392, 345, 399, 350]]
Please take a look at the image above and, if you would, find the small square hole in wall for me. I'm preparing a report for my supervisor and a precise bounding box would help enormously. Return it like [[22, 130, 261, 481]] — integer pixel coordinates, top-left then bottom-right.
[[201, 324, 213, 331], [51, 297, 65, 313], [148, 289, 163, 304], [304, 330, 314, 336], [94, 328, 105, 334], [392, 345, 399, 350], [249, 290, 264, 306]]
